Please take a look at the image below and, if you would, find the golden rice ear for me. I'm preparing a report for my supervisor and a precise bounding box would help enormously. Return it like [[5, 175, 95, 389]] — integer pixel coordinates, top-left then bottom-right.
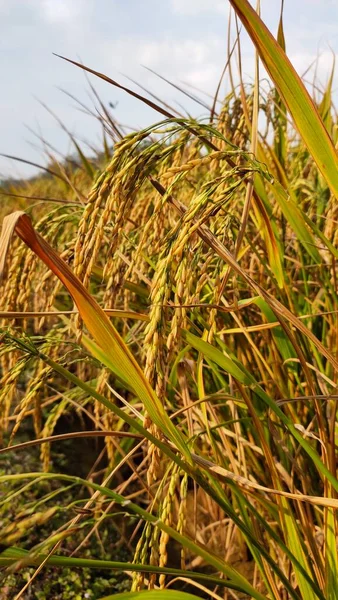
[[0, 211, 190, 460]]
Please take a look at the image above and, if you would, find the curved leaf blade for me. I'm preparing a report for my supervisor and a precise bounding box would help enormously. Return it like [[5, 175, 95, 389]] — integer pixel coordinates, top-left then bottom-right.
[[229, 0, 338, 198]]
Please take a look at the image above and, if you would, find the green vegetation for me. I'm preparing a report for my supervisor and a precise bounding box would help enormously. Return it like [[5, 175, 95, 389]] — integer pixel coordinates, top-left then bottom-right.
[[1, 1, 338, 598]]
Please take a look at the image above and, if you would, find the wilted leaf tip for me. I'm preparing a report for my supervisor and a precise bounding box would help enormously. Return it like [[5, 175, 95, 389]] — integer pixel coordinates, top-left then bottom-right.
[[0, 211, 28, 280]]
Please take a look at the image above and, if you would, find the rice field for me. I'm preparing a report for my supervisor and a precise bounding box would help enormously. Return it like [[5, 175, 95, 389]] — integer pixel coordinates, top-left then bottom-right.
[[1, 2, 338, 599]]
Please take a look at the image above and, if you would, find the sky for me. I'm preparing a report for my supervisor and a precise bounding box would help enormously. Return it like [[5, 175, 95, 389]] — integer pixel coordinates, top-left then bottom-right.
[[1, 0, 338, 179]]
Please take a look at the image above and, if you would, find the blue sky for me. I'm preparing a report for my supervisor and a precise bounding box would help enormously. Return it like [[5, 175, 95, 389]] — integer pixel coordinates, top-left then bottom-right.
[[1, 0, 338, 178]]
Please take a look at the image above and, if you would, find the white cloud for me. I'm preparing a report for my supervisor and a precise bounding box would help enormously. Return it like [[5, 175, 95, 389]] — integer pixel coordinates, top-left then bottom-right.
[[288, 50, 337, 83], [139, 38, 221, 67], [171, 0, 227, 16], [39, 0, 90, 23], [103, 37, 226, 91]]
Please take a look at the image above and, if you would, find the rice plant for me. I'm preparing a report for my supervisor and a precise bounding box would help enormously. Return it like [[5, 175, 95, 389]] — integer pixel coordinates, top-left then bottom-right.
[[1, 1, 338, 599]]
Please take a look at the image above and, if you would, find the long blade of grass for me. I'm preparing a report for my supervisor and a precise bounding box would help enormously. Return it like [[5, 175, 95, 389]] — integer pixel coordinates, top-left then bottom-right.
[[101, 592, 202, 600], [228, 0, 338, 197], [325, 506, 338, 600], [0, 548, 226, 591], [269, 179, 321, 264], [0, 309, 148, 321], [318, 54, 335, 133], [273, 0, 287, 166], [0, 153, 68, 183], [282, 505, 318, 600]]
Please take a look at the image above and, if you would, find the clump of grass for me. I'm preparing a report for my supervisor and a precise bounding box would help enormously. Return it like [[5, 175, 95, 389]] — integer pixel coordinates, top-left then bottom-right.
[[1, 2, 338, 599]]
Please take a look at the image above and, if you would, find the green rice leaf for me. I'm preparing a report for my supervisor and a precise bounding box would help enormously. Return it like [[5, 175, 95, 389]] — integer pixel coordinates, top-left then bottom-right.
[[229, 0, 338, 198]]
